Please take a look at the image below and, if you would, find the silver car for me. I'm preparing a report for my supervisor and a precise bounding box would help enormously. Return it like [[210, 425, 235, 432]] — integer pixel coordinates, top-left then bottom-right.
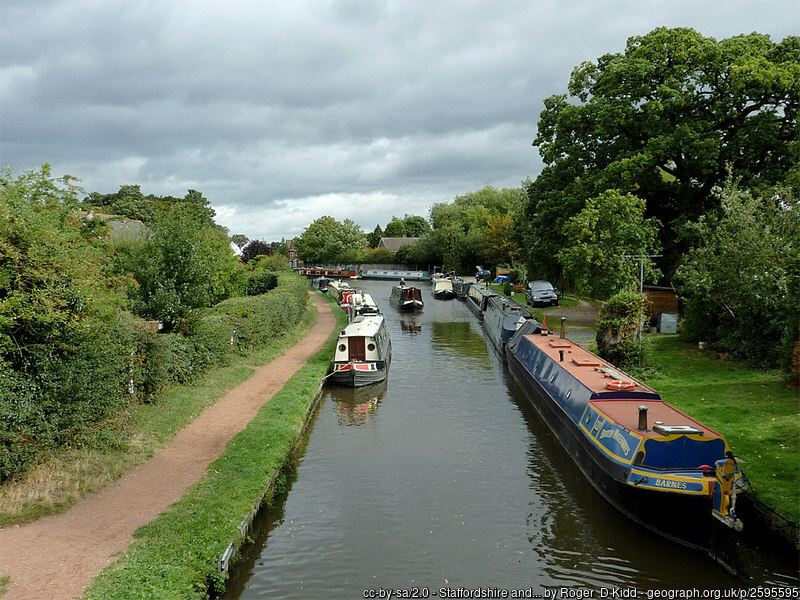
[[526, 280, 559, 307]]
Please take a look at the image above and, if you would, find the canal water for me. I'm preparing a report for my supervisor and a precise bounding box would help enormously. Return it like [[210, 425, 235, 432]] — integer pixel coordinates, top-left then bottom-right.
[[223, 279, 799, 599]]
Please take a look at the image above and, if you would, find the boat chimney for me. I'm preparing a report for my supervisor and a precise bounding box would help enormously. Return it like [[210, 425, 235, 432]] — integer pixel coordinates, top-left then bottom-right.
[[559, 350, 565, 362], [560, 317, 566, 339], [637, 405, 649, 431]]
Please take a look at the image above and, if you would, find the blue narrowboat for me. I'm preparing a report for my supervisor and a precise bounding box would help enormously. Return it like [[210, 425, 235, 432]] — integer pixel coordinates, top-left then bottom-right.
[[505, 320, 748, 572]]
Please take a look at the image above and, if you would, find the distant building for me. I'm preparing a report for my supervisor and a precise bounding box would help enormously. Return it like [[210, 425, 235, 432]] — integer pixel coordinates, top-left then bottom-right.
[[376, 237, 419, 253], [286, 239, 298, 268]]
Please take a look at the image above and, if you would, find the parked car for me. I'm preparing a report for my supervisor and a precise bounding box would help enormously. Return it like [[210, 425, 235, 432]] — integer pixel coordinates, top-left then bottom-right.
[[526, 280, 559, 307], [475, 265, 491, 282]]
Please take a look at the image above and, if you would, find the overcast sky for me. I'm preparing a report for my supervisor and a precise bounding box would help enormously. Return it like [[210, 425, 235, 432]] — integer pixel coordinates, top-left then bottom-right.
[[1, 1, 797, 242]]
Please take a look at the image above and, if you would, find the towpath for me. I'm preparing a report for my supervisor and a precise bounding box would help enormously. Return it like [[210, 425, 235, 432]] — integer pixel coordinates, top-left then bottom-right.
[[0, 293, 335, 600]]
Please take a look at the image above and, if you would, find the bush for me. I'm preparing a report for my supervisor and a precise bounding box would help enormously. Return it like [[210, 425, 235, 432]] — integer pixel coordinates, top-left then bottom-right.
[[245, 271, 277, 296], [596, 290, 647, 368]]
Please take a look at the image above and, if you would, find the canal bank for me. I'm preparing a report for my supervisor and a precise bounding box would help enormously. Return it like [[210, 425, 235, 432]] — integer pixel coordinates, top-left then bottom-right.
[[78, 293, 346, 600], [0, 292, 342, 600]]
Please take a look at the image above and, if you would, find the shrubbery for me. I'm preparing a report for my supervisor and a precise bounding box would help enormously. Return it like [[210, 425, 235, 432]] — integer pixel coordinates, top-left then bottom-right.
[[0, 271, 307, 482], [0, 166, 311, 482], [595, 289, 648, 368], [245, 271, 277, 296]]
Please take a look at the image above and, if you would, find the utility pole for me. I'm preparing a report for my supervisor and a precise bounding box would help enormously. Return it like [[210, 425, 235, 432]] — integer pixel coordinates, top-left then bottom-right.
[[622, 254, 662, 365], [623, 254, 662, 293]]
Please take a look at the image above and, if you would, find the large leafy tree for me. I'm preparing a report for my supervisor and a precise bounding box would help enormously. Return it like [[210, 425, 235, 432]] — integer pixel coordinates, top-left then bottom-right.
[[0, 165, 122, 368], [294, 216, 366, 265], [526, 27, 799, 277], [423, 185, 524, 272], [558, 190, 661, 300]]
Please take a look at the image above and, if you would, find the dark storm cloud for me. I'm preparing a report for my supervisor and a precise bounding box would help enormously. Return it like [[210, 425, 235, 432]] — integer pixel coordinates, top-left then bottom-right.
[[1, 0, 796, 239]]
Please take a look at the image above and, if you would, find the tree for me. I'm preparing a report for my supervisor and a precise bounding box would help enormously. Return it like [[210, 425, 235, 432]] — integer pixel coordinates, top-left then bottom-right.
[[384, 218, 406, 237], [402, 214, 431, 237], [294, 216, 366, 265], [183, 189, 216, 220], [676, 178, 799, 369], [231, 234, 249, 248], [527, 28, 800, 277], [0, 165, 121, 368], [366, 225, 383, 249], [241, 240, 272, 263], [114, 202, 238, 327], [558, 190, 661, 300], [484, 214, 522, 268], [424, 185, 524, 273]]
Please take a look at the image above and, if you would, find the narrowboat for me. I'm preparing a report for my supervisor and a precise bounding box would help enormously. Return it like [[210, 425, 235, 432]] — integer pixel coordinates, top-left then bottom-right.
[[465, 283, 498, 319], [330, 314, 392, 387], [482, 294, 536, 354], [311, 276, 330, 293], [327, 280, 353, 303], [450, 275, 470, 300], [342, 291, 380, 321], [390, 284, 424, 313], [505, 320, 748, 572], [431, 274, 455, 300]]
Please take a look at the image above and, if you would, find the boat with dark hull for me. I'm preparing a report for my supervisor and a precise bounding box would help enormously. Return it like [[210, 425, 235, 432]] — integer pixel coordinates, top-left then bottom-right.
[[450, 275, 470, 300], [389, 284, 424, 313], [330, 314, 392, 387], [465, 283, 498, 319], [505, 320, 748, 572], [482, 295, 536, 354]]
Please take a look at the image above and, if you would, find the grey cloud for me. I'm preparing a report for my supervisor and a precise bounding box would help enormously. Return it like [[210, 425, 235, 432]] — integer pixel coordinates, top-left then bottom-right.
[[1, 0, 796, 241]]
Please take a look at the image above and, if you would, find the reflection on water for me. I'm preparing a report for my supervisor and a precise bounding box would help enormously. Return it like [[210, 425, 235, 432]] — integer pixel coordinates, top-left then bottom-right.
[[399, 314, 422, 335], [223, 279, 799, 599], [328, 379, 387, 426]]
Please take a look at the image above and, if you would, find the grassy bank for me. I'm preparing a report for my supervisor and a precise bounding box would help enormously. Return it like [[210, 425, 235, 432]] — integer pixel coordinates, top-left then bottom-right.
[[81, 294, 347, 600], [643, 335, 800, 526], [0, 281, 316, 527]]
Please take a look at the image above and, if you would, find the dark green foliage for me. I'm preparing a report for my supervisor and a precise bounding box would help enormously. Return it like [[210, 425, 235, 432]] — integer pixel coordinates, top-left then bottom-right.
[[245, 271, 277, 296], [526, 28, 799, 281], [113, 202, 238, 328], [366, 224, 383, 249], [596, 290, 648, 368], [503, 282, 513, 296], [676, 180, 799, 369], [241, 240, 272, 263], [384, 219, 406, 237]]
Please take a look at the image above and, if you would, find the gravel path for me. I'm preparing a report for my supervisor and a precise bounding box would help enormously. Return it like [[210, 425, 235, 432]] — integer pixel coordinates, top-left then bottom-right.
[[0, 294, 335, 600]]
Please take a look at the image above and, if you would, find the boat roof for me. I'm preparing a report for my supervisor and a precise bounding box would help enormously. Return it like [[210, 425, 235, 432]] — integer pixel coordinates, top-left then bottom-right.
[[340, 314, 385, 337], [592, 399, 720, 439], [524, 333, 658, 396]]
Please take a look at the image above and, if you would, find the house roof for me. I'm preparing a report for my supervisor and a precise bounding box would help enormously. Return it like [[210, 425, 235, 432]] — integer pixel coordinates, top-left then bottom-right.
[[377, 236, 419, 252]]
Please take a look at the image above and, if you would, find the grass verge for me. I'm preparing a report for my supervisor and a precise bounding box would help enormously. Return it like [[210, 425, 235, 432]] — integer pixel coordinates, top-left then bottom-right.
[[0, 293, 320, 527], [81, 294, 347, 600], [643, 335, 799, 526]]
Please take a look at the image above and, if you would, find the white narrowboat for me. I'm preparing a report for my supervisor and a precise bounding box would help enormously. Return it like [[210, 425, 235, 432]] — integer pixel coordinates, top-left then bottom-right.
[[330, 314, 392, 387]]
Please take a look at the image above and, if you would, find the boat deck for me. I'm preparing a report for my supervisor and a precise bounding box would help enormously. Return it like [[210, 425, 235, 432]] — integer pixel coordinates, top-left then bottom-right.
[[591, 400, 720, 439], [525, 333, 658, 395], [525, 333, 722, 439]]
